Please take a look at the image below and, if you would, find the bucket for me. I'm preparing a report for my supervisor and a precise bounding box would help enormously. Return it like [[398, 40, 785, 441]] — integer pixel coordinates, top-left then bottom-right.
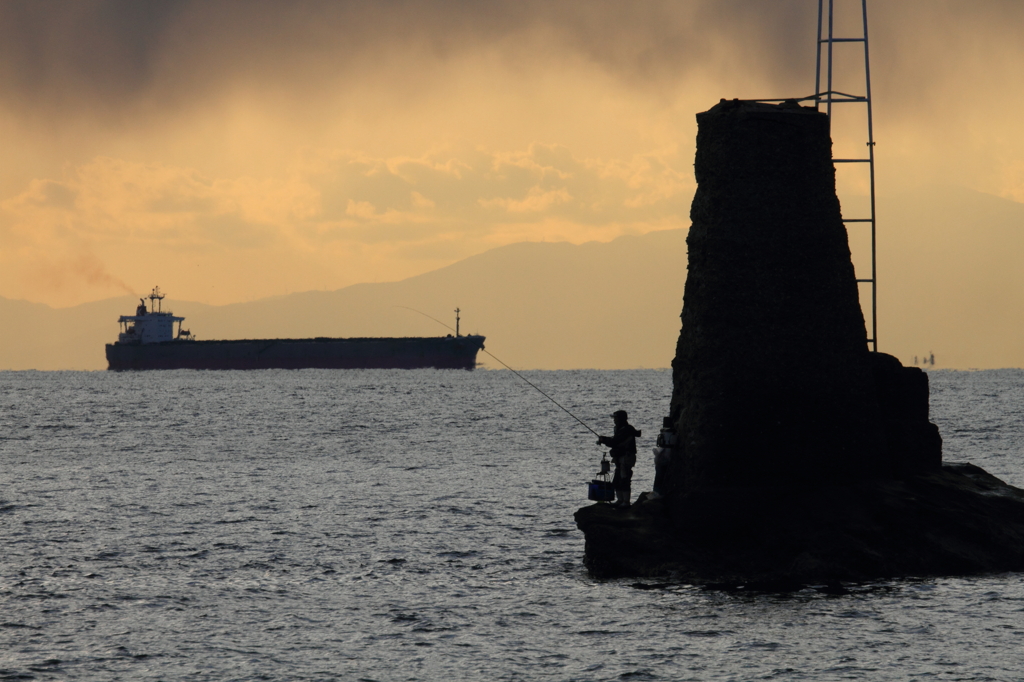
[[588, 479, 615, 501]]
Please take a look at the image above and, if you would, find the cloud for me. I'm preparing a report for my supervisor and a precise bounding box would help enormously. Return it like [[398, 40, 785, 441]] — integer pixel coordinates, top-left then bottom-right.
[[296, 142, 692, 231], [6, 1, 1020, 202], [480, 187, 573, 213], [0, 142, 692, 304], [0, 1, 825, 122], [0, 1, 184, 94], [3, 1, 1023, 127], [6, 179, 77, 210], [4, 0, 1024, 307]]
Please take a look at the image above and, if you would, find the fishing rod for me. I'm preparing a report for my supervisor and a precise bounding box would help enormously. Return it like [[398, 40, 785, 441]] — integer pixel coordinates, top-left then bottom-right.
[[395, 306, 453, 335], [395, 305, 601, 437], [480, 349, 600, 438]]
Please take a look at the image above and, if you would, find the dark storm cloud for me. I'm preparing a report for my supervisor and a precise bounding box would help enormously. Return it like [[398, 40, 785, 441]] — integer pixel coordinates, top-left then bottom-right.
[[0, 0, 821, 117], [5, 0, 1024, 120], [0, 0, 187, 102]]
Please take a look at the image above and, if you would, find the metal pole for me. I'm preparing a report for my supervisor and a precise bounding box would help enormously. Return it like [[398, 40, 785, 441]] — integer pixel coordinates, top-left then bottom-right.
[[815, 0, 824, 109], [862, 0, 877, 351], [827, 0, 835, 118]]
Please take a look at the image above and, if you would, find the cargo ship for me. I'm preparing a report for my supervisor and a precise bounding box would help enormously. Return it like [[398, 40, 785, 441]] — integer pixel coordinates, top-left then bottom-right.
[[105, 288, 485, 371]]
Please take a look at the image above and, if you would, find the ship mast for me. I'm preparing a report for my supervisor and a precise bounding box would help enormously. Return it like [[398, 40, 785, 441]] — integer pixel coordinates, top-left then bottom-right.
[[149, 286, 165, 313]]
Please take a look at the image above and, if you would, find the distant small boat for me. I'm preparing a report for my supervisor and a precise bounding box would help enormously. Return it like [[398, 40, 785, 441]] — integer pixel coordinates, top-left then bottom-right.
[[912, 353, 936, 367], [105, 287, 485, 371]]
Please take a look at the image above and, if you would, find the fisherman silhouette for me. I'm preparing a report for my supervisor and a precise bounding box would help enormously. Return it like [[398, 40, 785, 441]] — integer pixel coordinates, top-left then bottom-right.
[[597, 410, 641, 509]]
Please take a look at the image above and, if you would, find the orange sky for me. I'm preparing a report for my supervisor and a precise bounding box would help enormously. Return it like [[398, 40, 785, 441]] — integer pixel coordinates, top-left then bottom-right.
[[2, 0, 1023, 309]]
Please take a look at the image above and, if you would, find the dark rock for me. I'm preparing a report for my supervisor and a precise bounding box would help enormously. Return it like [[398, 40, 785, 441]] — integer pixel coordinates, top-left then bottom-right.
[[576, 464, 1024, 582], [669, 99, 885, 490], [868, 351, 942, 474], [576, 99, 1021, 583]]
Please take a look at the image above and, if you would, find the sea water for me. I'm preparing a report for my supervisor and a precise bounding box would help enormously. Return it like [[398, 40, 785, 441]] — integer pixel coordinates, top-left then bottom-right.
[[2, 368, 1024, 681]]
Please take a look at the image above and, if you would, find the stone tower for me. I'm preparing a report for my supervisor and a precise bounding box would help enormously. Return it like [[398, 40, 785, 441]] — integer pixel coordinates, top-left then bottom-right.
[[669, 99, 888, 489]]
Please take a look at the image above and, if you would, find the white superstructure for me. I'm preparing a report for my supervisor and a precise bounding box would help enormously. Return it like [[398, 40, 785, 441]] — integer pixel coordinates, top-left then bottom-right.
[[116, 287, 191, 345]]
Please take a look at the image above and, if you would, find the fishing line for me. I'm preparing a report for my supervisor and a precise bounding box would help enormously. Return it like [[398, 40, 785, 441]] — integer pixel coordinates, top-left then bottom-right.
[[479, 348, 600, 438], [396, 305, 601, 437], [395, 306, 454, 334]]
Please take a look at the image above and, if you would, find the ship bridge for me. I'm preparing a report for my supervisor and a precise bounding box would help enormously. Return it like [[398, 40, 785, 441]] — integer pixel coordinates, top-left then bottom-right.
[[117, 287, 188, 344]]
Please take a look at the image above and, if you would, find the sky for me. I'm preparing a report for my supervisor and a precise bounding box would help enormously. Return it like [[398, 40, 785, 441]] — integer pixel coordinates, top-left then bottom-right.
[[1, 0, 1024, 309]]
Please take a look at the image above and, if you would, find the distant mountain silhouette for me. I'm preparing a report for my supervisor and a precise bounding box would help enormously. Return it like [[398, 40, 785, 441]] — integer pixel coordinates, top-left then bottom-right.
[[0, 229, 689, 370], [3, 185, 1024, 371]]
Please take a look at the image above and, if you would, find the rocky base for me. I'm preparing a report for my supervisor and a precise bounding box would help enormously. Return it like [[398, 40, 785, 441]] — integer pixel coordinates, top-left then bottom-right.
[[575, 463, 1024, 584]]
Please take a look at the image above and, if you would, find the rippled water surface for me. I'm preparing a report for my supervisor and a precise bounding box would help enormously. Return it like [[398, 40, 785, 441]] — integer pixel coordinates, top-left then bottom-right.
[[2, 368, 1024, 681]]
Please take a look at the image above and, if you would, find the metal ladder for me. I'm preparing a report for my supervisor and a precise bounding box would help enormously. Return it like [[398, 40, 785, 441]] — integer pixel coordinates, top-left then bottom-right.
[[815, 0, 877, 352]]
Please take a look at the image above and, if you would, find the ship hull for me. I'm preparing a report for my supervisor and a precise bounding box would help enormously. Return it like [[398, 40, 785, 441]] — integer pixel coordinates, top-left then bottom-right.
[[105, 336, 485, 371]]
